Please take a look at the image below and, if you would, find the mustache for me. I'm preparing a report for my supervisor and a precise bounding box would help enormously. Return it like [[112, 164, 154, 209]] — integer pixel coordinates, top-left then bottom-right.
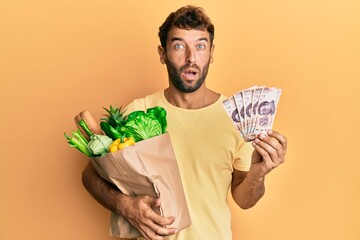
[[180, 63, 201, 72]]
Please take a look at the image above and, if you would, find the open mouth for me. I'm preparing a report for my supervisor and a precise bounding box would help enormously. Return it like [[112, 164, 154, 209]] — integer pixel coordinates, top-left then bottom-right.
[[183, 68, 198, 79]]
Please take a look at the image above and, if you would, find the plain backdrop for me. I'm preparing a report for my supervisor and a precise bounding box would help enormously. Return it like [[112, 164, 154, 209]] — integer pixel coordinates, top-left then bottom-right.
[[1, 0, 359, 239]]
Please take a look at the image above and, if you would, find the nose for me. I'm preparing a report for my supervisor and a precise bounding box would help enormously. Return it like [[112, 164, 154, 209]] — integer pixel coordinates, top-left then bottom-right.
[[185, 46, 196, 64]]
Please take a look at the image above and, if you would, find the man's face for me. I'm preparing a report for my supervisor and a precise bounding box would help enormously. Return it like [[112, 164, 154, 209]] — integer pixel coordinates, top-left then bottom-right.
[[158, 27, 214, 93]]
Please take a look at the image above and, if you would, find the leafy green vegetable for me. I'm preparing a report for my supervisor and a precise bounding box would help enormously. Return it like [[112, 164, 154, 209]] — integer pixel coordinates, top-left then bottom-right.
[[99, 105, 167, 142], [64, 130, 93, 157], [65, 106, 167, 157], [126, 110, 145, 121], [100, 121, 122, 140], [65, 119, 112, 157], [119, 106, 167, 142], [146, 106, 167, 133], [121, 114, 162, 142], [87, 134, 113, 156]]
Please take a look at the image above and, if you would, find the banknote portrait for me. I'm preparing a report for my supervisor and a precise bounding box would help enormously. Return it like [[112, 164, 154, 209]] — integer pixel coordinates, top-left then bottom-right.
[[258, 100, 276, 115]]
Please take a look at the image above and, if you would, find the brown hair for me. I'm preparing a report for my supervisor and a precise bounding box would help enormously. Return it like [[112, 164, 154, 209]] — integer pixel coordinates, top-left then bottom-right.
[[158, 5, 215, 50]]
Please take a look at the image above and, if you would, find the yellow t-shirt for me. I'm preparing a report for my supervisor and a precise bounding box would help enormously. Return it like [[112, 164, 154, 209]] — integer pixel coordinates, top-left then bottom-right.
[[125, 90, 253, 240]]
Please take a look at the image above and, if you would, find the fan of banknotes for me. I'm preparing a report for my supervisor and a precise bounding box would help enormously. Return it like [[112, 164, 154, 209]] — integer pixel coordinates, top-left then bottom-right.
[[222, 86, 282, 142]]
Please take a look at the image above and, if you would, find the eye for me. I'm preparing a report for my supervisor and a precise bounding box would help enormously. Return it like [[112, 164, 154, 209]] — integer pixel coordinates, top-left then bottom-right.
[[174, 44, 184, 50], [197, 44, 206, 50]]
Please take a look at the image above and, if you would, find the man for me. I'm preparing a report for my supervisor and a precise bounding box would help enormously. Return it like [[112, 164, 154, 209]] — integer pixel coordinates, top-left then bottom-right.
[[82, 5, 287, 240]]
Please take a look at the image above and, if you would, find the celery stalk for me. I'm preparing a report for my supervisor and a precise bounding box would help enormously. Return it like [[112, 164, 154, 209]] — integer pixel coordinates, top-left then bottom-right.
[[64, 130, 92, 157]]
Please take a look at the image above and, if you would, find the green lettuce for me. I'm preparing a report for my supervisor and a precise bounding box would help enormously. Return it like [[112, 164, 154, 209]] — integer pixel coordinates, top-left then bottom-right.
[[120, 106, 167, 142]]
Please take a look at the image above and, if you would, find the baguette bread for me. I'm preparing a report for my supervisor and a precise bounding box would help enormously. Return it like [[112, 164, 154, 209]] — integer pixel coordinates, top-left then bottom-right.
[[74, 110, 103, 140]]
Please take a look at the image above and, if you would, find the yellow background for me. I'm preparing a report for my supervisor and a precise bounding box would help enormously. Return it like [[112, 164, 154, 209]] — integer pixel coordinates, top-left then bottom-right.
[[1, 0, 359, 239]]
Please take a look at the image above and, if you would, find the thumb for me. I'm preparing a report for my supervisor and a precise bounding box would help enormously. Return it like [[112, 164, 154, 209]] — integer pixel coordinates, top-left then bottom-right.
[[144, 196, 162, 216], [153, 198, 161, 208], [143, 195, 161, 207]]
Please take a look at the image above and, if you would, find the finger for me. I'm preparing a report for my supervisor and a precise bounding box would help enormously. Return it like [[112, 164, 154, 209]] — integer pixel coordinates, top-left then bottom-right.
[[257, 133, 284, 162], [268, 130, 287, 155], [148, 212, 176, 227], [144, 197, 176, 226], [140, 224, 171, 240], [145, 208, 175, 227], [154, 198, 161, 208], [129, 216, 175, 240], [144, 196, 161, 215], [138, 227, 152, 240], [146, 219, 177, 237], [254, 137, 284, 171], [139, 213, 176, 239], [252, 141, 275, 170], [143, 224, 172, 240], [143, 195, 158, 207]]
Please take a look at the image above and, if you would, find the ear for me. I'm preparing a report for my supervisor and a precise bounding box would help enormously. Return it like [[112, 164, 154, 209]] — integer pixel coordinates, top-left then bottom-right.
[[158, 45, 166, 64], [210, 44, 215, 63]]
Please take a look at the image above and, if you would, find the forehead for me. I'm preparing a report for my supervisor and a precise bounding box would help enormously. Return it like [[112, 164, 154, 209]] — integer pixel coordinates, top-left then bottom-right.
[[167, 27, 210, 43]]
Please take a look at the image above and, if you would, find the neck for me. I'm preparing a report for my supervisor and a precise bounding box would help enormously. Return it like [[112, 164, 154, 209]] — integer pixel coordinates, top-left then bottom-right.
[[164, 86, 220, 109]]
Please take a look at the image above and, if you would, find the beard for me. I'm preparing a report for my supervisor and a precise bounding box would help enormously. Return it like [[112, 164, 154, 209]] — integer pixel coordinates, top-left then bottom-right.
[[165, 58, 211, 93]]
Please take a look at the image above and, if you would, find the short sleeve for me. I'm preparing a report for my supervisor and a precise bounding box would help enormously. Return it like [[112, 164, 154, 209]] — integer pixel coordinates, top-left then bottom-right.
[[233, 141, 253, 171], [123, 91, 163, 115], [123, 98, 147, 115]]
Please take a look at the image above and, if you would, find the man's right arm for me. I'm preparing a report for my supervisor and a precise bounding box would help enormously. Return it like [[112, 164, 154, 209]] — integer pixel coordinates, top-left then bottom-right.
[[82, 162, 126, 213], [81, 162, 177, 240]]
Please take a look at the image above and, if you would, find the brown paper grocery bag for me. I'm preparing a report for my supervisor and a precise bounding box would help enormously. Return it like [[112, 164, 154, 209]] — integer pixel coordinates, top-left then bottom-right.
[[89, 133, 191, 238]]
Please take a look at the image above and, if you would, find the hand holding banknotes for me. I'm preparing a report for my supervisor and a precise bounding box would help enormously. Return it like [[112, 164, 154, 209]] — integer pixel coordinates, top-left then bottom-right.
[[222, 86, 282, 142], [223, 86, 287, 176], [250, 130, 287, 177]]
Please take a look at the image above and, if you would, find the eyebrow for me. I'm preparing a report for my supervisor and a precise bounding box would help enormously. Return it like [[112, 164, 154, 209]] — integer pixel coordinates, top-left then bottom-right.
[[170, 37, 209, 43]]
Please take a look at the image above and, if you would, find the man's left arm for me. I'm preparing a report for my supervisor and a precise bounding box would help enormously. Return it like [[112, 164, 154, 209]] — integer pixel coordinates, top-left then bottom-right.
[[231, 130, 287, 209]]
